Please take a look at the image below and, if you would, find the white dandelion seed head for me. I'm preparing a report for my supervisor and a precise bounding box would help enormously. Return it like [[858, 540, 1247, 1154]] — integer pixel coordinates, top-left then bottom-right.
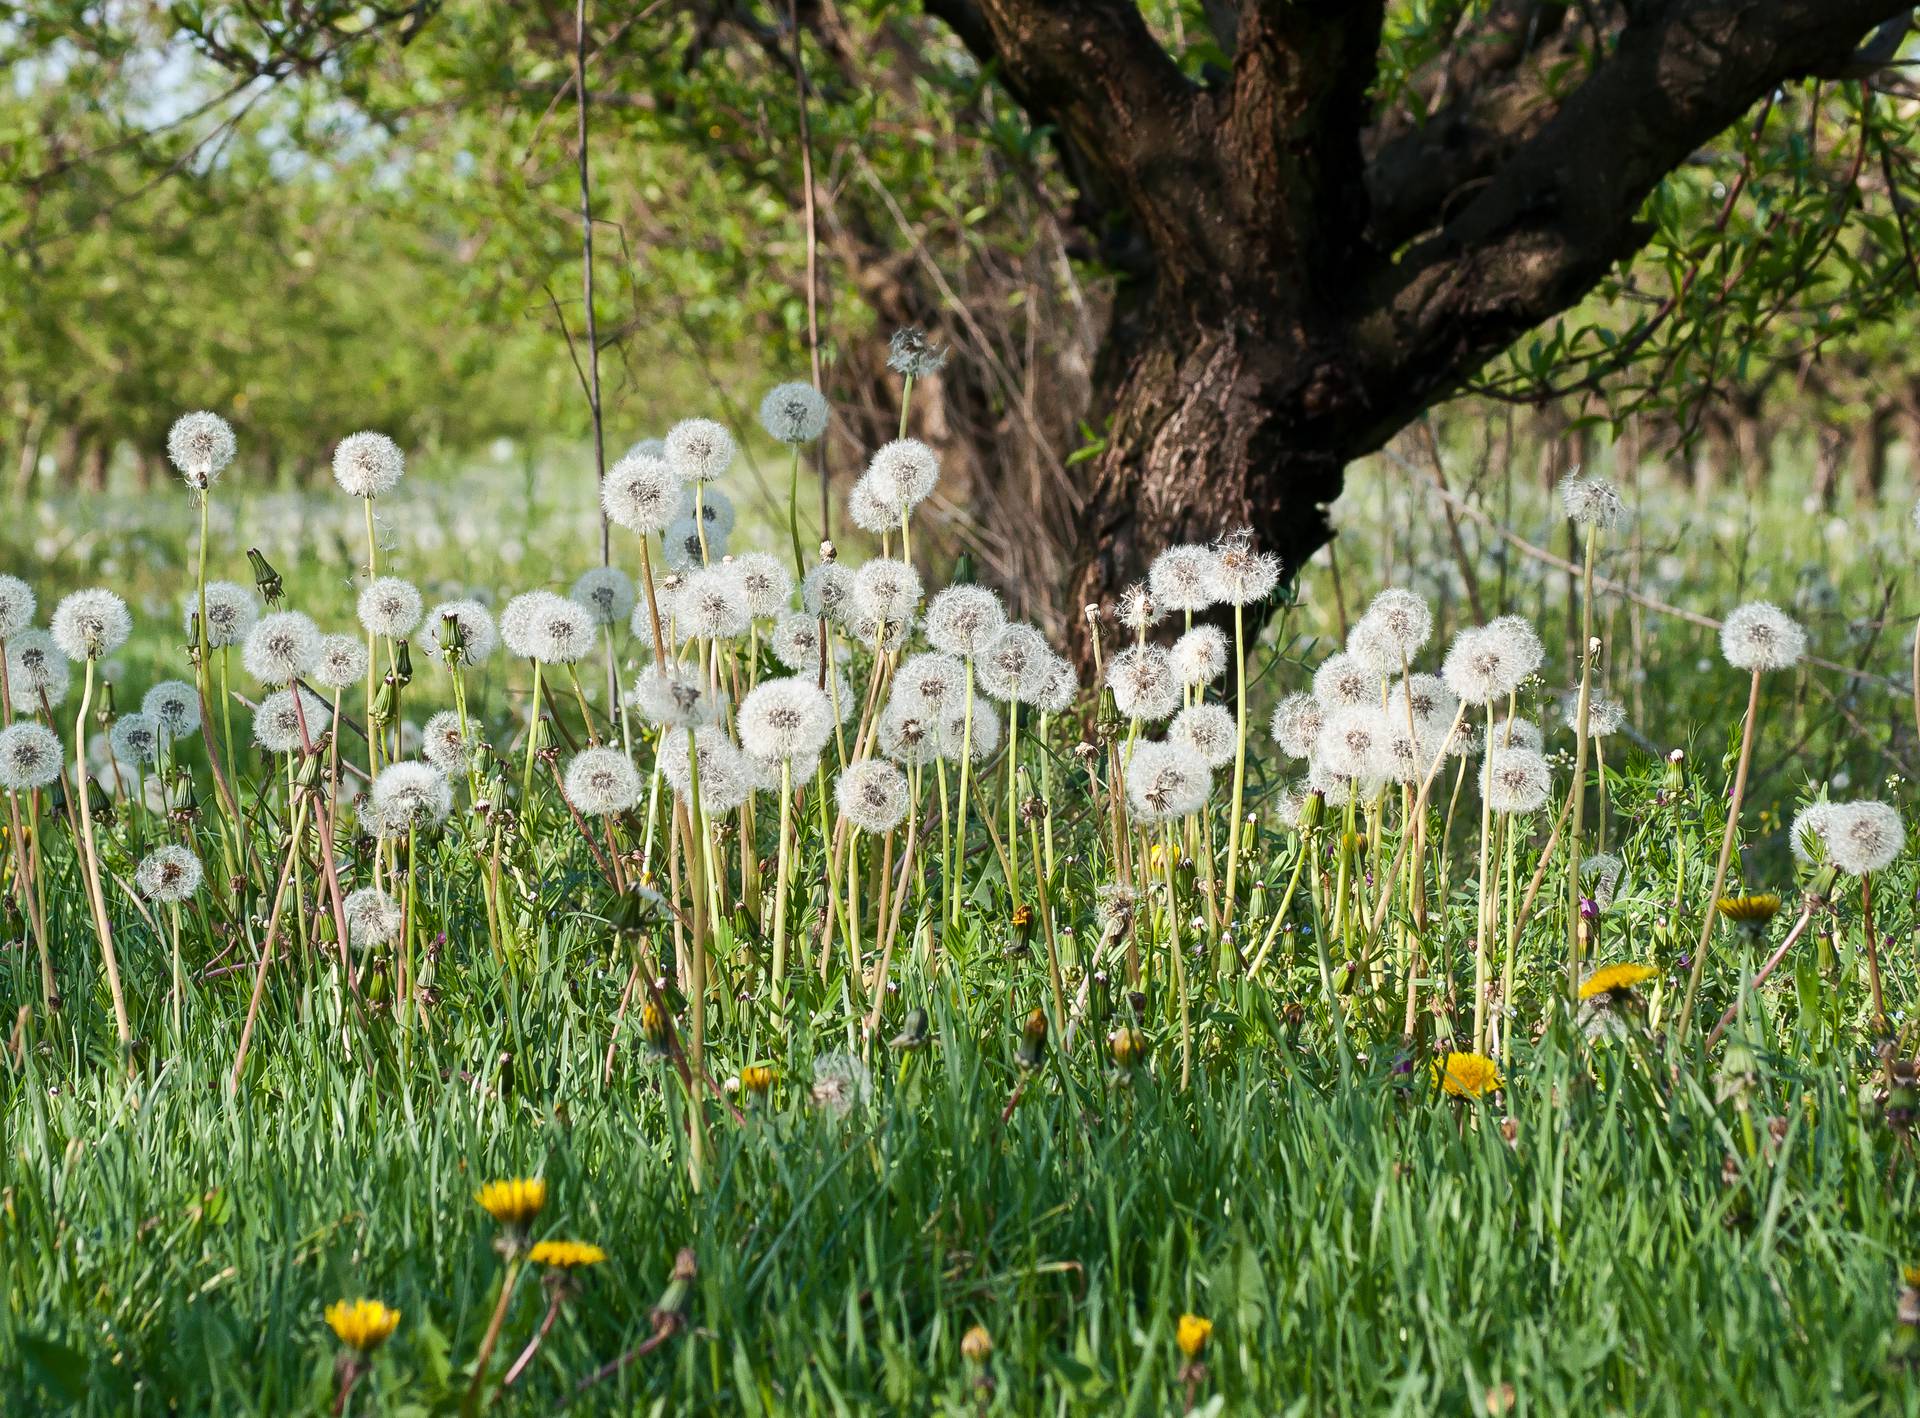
[[1791, 801, 1841, 865], [6, 631, 69, 712], [675, 567, 751, 643], [1114, 582, 1163, 632], [1148, 543, 1222, 615], [1315, 704, 1390, 781], [739, 677, 835, 763], [1379, 723, 1429, 785], [331, 430, 405, 498], [1485, 714, 1543, 754], [135, 844, 204, 903], [357, 577, 423, 640], [601, 450, 682, 535], [893, 652, 966, 715], [1720, 601, 1806, 673], [1389, 674, 1458, 734], [939, 697, 1002, 762], [252, 687, 332, 755], [109, 712, 159, 767], [51, 588, 131, 662], [421, 600, 498, 668], [810, 1048, 875, 1119], [677, 483, 737, 536], [801, 562, 856, 624], [1559, 472, 1626, 530], [867, 439, 940, 510], [1269, 693, 1324, 760], [241, 610, 321, 685], [1170, 702, 1237, 768], [1125, 739, 1212, 824], [344, 886, 403, 951], [660, 723, 749, 813], [1561, 689, 1626, 737], [662, 516, 725, 572], [977, 623, 1052, 705], [0, 722, 62, 791], [501, 590, 565, 660], [850, 611, 913, 656], [836, 758, 910, 833], [1481, 746, 1552, 815], [1094, 883, 1139, 935], [1211, 529, 1281, 607], [1274, 780, 1314, 831], [0, 575, 34, 640], [1306, 755, 1374, 808], [663, 417, 736, 483], [769, 613, 833, 672], [565, 746, 641, 816], [1489, 615, 1546, 679], [848, 475, 905, 536], [310, 634, 369, 691], [421, 710, 472, 774], [877, 701, 940, 768], [1581, 852, 1625, 912], [925, 585, 1006, 658], [852, 557, 923, 629], [1359, 588, 1433, 668], [887, 327, 948, 379], [1826, 800, 1906, 875], [570, 566, 637, 627], [758, 382, 830, 445], [370, 760, 451, 834], [1312, 651, 1376, 710], [1106, 644, 1180, 723], [1034, 654, 1077, 716], [1170, 625, 1228, 688], [1442, 623, 1526, 706], [533, 595, 596, 664], [726, 552, 793, 620], [141, 680, 201, 741], [189, 580, 260, 649], [632, 662, 727, 729], [166, 411, 236, 490]]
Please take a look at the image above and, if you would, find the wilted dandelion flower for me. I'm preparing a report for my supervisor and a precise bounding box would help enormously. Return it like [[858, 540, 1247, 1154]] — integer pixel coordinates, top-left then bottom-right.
[[887, 326, 948, 379], [727, 553, 793, 620], [570, 566, 636, 626], [242, 610, 321, 685], [1720, 601, 1806, 673], [1442, 623, 1527, 705], [758, 382, 830, 444], [1481, 746, 1552, 814], [1170, 625, 1227, 687], [421, 710, 472, 773], [166, 410, 237, 490], [0, 722, 62, 791], [631, 662, 725, 728], [331, 431, 405, 498], [370, 761, 451, 833], [837, 758, 910, 833], [1114, 582, 1161, 632], [1211, 529, 1280, 606], [810, 1049, 874, 1117], [109, 713, 159, 767], [0, 575, 34, 639], [601, 449, 681, 534], [660, 724, 749, 812], [421, 600, 498, 667], [664, 417, 736, 483], [1170, 703, 1236, 768], [925, 585, 1005, 658], [1148, 544, 1221, 615], [1313, 652, 1375, 709], [739, 678, 834, 763], [135, 844, 203, 903], [189, 580, 260, 648], [357, 577, 423, 639], [311, 634, 370, 691], [6, 631, 69, 712], [1559, 471, 1625, 530], [1826, 800, 1906, 875], [977, 623, 1052, 704], [1034, 655, 1077, 715], [1316, 705, 1389, 781], [676, 567, 751, 642], [51, 589, 131, 662], [253, 687, 332, 755], [1107, 644, 1180, 722], [852, 558, 922, 628], [344, 886, 403, 951], [1269, 693, 1324, 760], [801, 562, 856, 623], [141, 680, 201, 741], [565, 746, 642, 816], [1125, 740, 1211, 824], [939, 698, 1002, 762], [866, 439, 940, 509]]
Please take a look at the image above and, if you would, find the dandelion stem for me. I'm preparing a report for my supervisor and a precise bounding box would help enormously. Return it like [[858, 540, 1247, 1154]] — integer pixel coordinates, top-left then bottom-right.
[[1676, 667, 1763, 1044]]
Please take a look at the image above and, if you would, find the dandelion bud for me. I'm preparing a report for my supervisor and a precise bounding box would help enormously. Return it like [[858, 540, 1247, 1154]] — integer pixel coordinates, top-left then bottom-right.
[[960, 1324, 993, 1365], [246, 548, 284, 606], [1109, 1026, 1148, 1070], [1015, 1007, 1048, 1070]]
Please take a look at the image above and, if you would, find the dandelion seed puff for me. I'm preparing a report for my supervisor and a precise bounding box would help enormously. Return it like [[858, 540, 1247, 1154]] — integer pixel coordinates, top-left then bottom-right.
[[331, 431, 405, 498], [166, 411, 236, 490], [1560, 689, 1626, 737], [189, 580, 260, 648], [1316, 705, 1389, 781], [801, 563, 856, 624], [850, 611, 912, 656], [853, 558, 923, 628], [344, 886, 403, 951], [770, 613, 830, 672], [1269, 693, 1324, 760], [1442, 624, 1526, 706], [759, 382, 830, 444], [848, 475, 905, 536], [1274, 781, 1314, 830], [893, 653, 965, 714], [1485, 715, 1543, 754], [532, 596, 595, 664], [660, 724, 749, 813], [677, 484, 737, 537], [1380, 724, 1435, 785], [141, 680, 201, 741], [421, 710, 472, 774], [1791, 802, 1841, 864], [242, 610, 321, 684], [0, 722, 62, 790], [1362, 588, 1434, 665], [664, 417, 736, 483], [1389, 674, 1457, 732], [867, 439, 940, 510], [1307, 754, 1374, 808], [978, 623, 1051, 704], [570, 566, 636, 627], [565, 747, 641, 816], [1481, 747, 1551, 814], [358, 577, 423, 639], [136, 844, 204, 903], [739, 677, 834, 763], [1125, 739, 1212, 824], [1827, 800, 1905, 875], [1034, 654, 1077, 716], [601, 451, 681, 534], [51, 589, 131, 662], [1148, 544, 1222, 615], [421, 600, 498, 667], [925, 585, 1005, 658], [887, 327, 948, 379], [1211, 529, 1280, 607], [727, 552, 793, 620], [253, 687, 332, 755], [308, 635, 367, 691], [837, 758, 909, 833], [110, 713, 159, 767], [1171, 625, 1228, 688], [878, 702, 940, 767], [1488, 615, 1545, 680], [0, 575, 34, 640], [371, 761, 451, 834], [674, 567, 751, 643], [6, 631, 69, 712], [632, 662, 726, 728], [501, 591, 562, 660], [1720, 601, 1806, 673], [1114, 583, 1163, 632], [1559, 472, 1625, 530], [1094, 883, 1138, 936], [1171, 703, 1237, 769], [1106, 644, 1180, 722], [1313, 651, 1375, 709], [939, 699, 1002, 762], [1344, 617, 1400, 680]]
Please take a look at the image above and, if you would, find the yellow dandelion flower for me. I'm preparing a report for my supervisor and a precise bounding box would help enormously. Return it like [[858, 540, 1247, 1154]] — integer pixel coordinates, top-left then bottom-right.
[[1903, 1263, 1920, 1289], [475, 1177, 547, 1227], [1717, 892, 1781, 926], [1176, 1313, 1212, 1359], [1578, 962, 1659, 1000], [1434, 1051, 1502, 1099], [740, 1064, 776, 1094], [325, 1298, 400, 1353], [961, 1324, 993, 1364], [529, 1239, 607, 1269]]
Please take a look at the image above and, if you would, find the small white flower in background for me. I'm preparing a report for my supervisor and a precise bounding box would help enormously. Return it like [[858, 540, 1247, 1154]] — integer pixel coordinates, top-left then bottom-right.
[[601, 450, 682, 534], [1560, 689, 1626, 737], [836, 758, 910, 833], [344, 886, 403, 951], [142, 681, 202, 742], [810, 1049, 874, 1119], [1148, 544, 1221, 616], [677, 484, 736, 536], [0, 722, 62, 791], [758, 382, 830, 445], [1125, 740, 1211, 825], [422, 600, 498, 667], [332, 431, 405, 499], [187, 580, 260, 648], [662, 516, 724, 572], [663, 417, 736, 484], [659, 724, 750, 812], [311, 635, 370, 692], [370, 761, 452, 835], [1170, 703, 1236, 769], [571, 566, 637, 627], [1719, 601, 1806, 673], [242, 611, 321, 685], [0, 574, 35, 640], [7, 631, 70, 712], [136, 844, 204, 903], [1482, 747, 1552, 814], [51, 589, 131, 662], [358, 577, 424, 639], [1558, 472, 1626, 530], [166, 411, 237, 491], [564, 747, 642, 816]]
